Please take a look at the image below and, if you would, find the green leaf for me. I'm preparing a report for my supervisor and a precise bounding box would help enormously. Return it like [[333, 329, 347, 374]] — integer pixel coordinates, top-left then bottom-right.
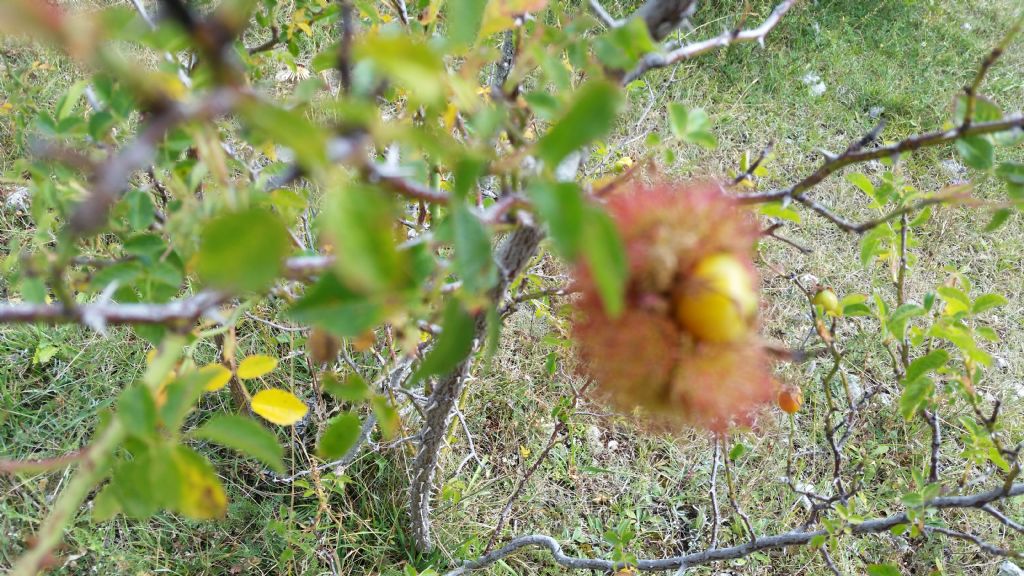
[[582, 205, 627, 318], [887, 303, 925, 337], [172, 445, 227, 519], [123, 189, 155, 230], [356, 34, 445, 105], [668, 103, 717, 149], [193, 414, 285, 473], [324, 184, 407, 293], [972, 293, 1008, 314], [846, 172, 875, 200], [859, 226, 890, 267], [995, 161, 1024, 185], [593, 18, 657, 70], [109, 446, 180, 519], [953, 94, 1003, 124], [238, 100, 327, 169], [412, 300, 476, 383], [196, 206, 291, 293], [758, 202, 801, 223], [322, 372, 370, 402], [56, 79, 89, 121], [843, 302, 873, 317], [452, 201, 496, 294], [986, 208, 1013, 231], [728, 442, 748, 460], [900, 376, 934, 420], [955, 136, 994, 170], [905, 350, 949, 382], [867, 564, 901, 576], [288, 273, 384, 337], [118, 385, 157, 440], [536, 80, 621, 167], [371, 395, 400, 439], [317, 412, 362, 459], [528, 182, 586, 260], [446, 0, 488, 46], [937, 285, 971, 315]]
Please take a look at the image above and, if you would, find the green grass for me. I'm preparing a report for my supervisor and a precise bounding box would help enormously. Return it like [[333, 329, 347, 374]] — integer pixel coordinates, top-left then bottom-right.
[[2, 0, 1024, 574]]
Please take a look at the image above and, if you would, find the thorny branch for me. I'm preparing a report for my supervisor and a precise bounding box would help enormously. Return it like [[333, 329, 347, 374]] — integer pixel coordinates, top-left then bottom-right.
[[624, 0, 797, 83], [444, 482, 1024, 574]]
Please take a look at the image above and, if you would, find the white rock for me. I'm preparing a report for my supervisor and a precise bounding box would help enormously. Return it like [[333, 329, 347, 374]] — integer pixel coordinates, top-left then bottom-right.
[[606, 439, 619, 452], [586, 425, 603, 455], [999, 561, 1024, 576], [802, 73, 827, 97]]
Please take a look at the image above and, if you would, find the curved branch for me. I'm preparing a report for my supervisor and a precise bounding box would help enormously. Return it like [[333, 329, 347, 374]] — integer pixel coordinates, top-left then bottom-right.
[[0, 290, 225, 326], [624, 0, 797, 84], [0, 447, 87, 475], [735, 115, 1024, 205], [446, 483, 1024, 574]]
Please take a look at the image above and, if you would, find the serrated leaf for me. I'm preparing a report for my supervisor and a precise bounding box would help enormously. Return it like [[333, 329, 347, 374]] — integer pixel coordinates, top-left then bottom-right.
[[452, 201, 496, 294], [937, 286, 971, 316], [972, 293, 1007, 314], [446, 0, 488, 46], [860, 226, 890, 267], [900, 376, 934, 420], [759, 202, 801, 223], [193, 414, 285, 473], [528, 182, 586, 260], [237, 355, 278, 380], [371, 395, 400, 439], [593, 18, 657, 70], [668, 103, 717, 149], [846, 172, 875, 199], [118, 385, 157, 440], [172, 445, 227, 519], [887, 303, 925, 337], [843, 302, 873, 317], [986, 208, 1013, 231], [288, 272, 385, 338], [323, 372, 371, 402], [728, 442, 748, 460], [196, 207, 291, 293], [582, 205, 627, 318], [199, 363, 232, 392], [955, 136, 994, 170], [318, 412, 362, 459], [238, 101, 327, 169], [324, 184, 407, 293], [905, 350, 949, 382], [251, 389, 308, 425], [536, 80, 621, 166], [412, 300, 476, 383], [995, 161, 1024, 185]]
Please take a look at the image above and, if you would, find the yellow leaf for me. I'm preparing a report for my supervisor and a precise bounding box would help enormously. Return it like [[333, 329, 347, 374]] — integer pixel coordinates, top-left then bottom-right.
[[237, 355, 278, 380], [519, 445, 531, 459], [199, 363, 232, 392], [251, 389, 308, 425], [173, 446, 227, 519]]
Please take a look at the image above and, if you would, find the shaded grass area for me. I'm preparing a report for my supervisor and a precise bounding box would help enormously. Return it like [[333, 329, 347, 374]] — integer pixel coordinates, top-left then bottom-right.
[[1, 0, 1024, 574]]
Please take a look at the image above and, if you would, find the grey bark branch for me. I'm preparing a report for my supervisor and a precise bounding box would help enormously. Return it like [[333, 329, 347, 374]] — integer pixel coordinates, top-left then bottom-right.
[[634, 0, 699, 42], [624, 0, 796, 83], [409, 225, 544, 551], [444, 483, 1024, 574]]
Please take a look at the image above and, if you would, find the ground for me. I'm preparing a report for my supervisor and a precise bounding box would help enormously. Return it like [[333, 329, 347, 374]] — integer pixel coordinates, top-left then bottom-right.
[[2, 0, 1024, 574]]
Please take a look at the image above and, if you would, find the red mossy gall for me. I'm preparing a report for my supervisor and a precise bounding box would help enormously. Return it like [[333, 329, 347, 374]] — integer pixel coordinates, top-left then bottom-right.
[[573, 181, 778, 432]]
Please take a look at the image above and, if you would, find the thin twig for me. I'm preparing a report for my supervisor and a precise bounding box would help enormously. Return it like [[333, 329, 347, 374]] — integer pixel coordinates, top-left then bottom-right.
[[624, 0, 797, 83], [443, 482, 1024, 574]]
